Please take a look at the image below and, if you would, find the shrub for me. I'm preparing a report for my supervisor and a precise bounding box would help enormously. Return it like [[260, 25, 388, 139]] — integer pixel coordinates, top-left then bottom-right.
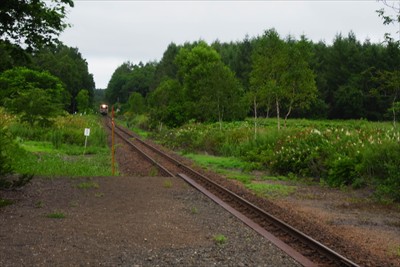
[[0, 124, 33, 189], [127, 114, 151, 130], [326, 155, 361, 187], [359, 141, 400, 201], [0, 126, 13, 177], [270, 128, 331, 178], [8, 123, 48, 141]]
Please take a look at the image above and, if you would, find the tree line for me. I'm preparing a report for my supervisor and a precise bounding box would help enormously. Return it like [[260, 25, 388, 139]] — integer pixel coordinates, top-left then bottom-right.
[[1, 0, 399, 129], [0, 0, 94, 126], [0, 42, 95, 125], [105, 29, 400, 129]]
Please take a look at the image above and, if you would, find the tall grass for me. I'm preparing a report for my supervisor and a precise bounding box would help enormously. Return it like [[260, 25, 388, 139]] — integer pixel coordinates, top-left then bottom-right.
[[9, 114, 107, 148], [154, 118, 400, 202], [6, 114, 113, 177]]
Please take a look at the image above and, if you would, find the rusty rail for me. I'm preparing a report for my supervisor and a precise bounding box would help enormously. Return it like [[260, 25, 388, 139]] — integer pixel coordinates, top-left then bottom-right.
[[109, 119, 360, 267]]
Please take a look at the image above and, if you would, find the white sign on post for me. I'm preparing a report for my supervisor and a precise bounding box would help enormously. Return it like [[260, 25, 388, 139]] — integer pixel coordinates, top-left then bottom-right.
[[83, 128, 90, 154]]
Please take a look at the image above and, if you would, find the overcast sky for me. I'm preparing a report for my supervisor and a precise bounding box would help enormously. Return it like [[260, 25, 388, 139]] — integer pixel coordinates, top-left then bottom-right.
[[59, 1, 398, 89]]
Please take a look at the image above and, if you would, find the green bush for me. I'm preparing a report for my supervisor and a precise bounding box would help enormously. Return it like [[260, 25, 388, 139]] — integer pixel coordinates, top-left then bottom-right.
[[0, 126, 14, 177], [0, 124, 33, 189], [8, 123, 48, 141], [61, 128, 85, 145], [127, 114, 151, 130], [270, 128, 331, 178], [359, 142, 400, 201], [326, 155, 361, 187]]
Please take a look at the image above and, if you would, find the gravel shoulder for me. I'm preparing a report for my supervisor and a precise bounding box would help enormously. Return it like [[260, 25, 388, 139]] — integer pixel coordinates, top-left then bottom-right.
[[0, 176, 300, 266]]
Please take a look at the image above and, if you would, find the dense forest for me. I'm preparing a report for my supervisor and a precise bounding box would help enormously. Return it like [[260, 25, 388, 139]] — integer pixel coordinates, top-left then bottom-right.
[[0, 42, 95, 118], [105, 30, 400, 128]]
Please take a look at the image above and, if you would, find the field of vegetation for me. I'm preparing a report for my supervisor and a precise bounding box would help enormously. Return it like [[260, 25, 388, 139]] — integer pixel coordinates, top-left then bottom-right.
[[0, 109, 112, 190], [2, 102, 399, 204], [151, 118, 400, 203]]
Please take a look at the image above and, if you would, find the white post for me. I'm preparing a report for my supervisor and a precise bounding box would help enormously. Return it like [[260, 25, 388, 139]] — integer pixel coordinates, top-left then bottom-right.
[[83, 128, 90, 155]]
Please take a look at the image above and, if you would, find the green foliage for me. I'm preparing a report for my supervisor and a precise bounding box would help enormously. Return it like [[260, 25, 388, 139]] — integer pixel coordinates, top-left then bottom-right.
[[359, 141, 400, 201], [0, 115, 33, 189], [128, 92, 146, 114], [50, 130, 63, 149], [375, 70, 400, 126], [33, 45, 95, 113], [0, 0, 74, 51], [156, 121, 252, 156], [0, 40, 31, 72], [9, 114, 107, 148], [213, 234, 228, 246], [76, 89, 90, 113], [147, 79, 187, 128], [272, 129, 321, 176], [105, 61, 156, 104], [127, 114, 151, 131], [250, 29, 317, 128], [333, 84, 365, 119], [0, 124, 14, 177], [15, 147, 112, 176], [153, 42, 180, 85], [0, 67, 65, 126], [101, 29, 400, 126], [327, 156, 361, 187], [184, 153, 248, 170], [223, 171, 253, 184], [154, 118, 400, 202], [175, 42, 247, 124], [182, 153, 252, 184], [5, 113, 112, 177]]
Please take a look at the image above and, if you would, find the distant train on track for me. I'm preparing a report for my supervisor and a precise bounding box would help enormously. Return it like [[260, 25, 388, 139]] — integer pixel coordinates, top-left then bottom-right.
[[99, 104, 108, 115]]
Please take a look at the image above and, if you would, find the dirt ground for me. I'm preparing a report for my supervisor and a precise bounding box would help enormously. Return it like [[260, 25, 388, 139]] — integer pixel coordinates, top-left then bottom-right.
[[274, 182, 400, 266], [0, 176, 300, 266]]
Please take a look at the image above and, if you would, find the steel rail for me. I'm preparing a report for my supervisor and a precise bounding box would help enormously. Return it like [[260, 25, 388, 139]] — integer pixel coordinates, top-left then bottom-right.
[[111, 121, 360, 267], [177, 173, 317, 267], [106, 120, 174, 177], [177, 169, 359, 267]]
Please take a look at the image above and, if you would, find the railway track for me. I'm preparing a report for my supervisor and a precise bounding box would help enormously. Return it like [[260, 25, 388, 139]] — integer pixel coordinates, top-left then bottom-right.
[[106, 118, 360, 267]]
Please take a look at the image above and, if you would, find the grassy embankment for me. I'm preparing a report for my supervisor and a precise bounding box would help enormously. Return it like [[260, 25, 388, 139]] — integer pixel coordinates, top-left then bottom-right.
[[4, 113, 113, 177]]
